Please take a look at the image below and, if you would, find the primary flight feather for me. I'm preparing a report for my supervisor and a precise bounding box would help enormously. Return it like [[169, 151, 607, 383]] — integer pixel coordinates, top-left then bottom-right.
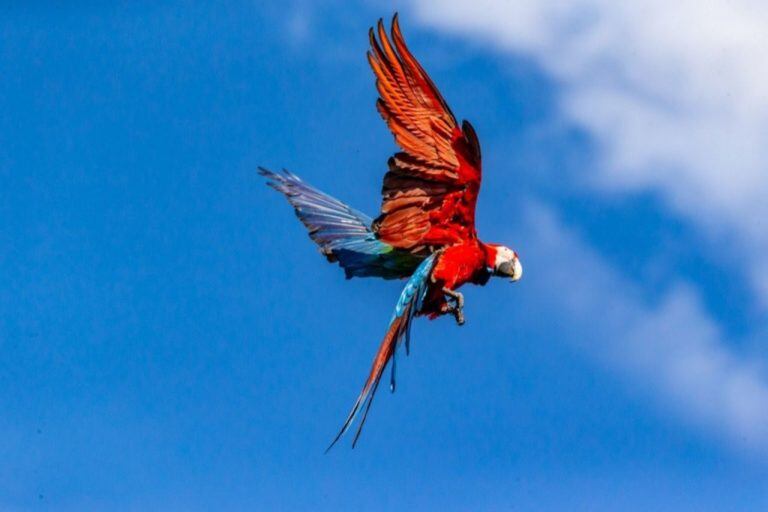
[[259, 14, 522, 449]]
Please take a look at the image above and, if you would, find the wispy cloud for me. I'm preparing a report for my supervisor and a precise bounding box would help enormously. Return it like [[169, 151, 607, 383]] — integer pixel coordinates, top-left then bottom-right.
[[523, 204, 768, 452], [407, 0, 768, 306], [401, 0, 768, 451], [284, 5, 312, 48]]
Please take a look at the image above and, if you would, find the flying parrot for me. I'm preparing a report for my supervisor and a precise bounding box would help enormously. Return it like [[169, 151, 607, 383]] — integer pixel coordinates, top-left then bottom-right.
[[259, 14, 523, 449]]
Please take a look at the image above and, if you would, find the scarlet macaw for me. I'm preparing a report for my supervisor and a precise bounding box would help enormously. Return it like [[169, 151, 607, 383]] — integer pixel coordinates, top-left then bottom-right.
[[259, 14, 523, 449]]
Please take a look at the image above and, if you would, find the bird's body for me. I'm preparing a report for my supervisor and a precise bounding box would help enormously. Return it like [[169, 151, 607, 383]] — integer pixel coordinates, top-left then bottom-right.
[[260, 15, 522, 448]]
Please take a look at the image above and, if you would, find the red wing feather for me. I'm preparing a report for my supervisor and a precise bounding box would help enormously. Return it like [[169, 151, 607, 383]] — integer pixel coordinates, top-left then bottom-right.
[[369, 15, 483, 253]]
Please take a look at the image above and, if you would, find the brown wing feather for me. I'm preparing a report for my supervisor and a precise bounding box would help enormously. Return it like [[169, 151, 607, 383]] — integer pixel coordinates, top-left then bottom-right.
[[369, 15, 482, 253]]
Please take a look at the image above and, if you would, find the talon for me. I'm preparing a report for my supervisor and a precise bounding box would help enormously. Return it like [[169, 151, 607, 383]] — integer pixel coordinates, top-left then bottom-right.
[[454, 308, 465, 326], [442, 287, 465, 326]]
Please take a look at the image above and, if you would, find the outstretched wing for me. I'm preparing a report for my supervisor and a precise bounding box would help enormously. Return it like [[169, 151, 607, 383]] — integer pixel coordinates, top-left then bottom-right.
[[259, 167, 422, 279], [326, 253, 437, 450], [369, 15, 482, 253]]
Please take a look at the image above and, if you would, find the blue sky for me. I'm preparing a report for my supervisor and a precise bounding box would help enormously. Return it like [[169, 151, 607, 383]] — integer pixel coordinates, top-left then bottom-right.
[[2, 1, 768, 510]]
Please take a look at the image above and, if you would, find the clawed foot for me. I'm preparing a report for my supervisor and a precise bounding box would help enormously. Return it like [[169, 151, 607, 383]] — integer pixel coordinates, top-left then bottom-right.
[[453, 307, 465, 326], [442, 287, 465, 326]]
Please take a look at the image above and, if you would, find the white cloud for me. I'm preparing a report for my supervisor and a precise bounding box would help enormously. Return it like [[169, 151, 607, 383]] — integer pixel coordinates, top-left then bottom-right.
[[396, 0, 768, 453], [406, 0, 768, 305], [523, 204, 768, 452]]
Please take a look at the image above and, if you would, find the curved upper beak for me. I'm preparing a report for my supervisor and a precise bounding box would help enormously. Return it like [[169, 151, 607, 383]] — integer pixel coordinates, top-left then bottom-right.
[[510, 258, 523, 282], [497, 258, 523, 282]]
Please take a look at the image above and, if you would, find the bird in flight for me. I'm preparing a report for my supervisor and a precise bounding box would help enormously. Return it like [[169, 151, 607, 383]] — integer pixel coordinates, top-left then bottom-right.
[[259, 14, 522, 449]]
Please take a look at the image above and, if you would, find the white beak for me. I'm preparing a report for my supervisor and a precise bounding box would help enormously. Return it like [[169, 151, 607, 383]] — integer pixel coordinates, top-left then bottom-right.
[[511, 258, 523, 282]]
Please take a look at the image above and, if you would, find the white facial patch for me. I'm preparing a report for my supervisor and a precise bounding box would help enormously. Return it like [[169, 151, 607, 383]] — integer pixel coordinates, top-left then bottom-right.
[[494, 246, 516, 268], [493, 245, 523, 281]]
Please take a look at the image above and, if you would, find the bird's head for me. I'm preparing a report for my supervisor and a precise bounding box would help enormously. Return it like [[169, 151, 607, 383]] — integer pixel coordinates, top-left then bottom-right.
[[485, 244, 523, 282]]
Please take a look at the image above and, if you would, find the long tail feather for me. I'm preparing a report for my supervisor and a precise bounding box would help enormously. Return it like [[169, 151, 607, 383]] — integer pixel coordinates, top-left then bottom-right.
[[325, 311, 408, 452], [326, 253, 437, 451]]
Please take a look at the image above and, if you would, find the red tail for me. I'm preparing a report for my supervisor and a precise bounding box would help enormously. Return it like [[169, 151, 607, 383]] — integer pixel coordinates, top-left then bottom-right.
[[326, 306, 412, 451]]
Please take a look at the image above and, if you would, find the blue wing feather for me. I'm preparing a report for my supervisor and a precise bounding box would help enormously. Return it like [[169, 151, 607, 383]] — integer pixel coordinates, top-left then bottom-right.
[[259, 167, 422, 279]]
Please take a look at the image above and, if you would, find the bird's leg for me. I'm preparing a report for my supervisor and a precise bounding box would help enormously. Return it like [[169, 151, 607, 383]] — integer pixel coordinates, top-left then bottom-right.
[[442, 287, 465, 326]]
